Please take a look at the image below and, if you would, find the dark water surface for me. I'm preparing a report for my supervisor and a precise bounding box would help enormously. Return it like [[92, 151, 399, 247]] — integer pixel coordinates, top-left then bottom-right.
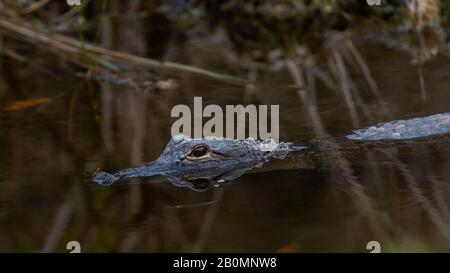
[[1, 32, 450, 252]]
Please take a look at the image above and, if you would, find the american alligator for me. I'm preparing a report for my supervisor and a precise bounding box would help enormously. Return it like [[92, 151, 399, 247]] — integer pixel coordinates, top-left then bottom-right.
[[93, 112, 450, 191]]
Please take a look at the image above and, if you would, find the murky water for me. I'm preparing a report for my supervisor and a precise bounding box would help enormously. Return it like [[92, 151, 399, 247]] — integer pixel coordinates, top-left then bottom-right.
[[1, 3, 450, 252]]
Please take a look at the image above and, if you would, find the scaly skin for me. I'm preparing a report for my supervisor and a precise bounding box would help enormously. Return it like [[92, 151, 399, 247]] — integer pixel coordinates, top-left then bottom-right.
[[93, 112, 450, 191], [93, 136, 301, 191], [347, 113, 450, 141]]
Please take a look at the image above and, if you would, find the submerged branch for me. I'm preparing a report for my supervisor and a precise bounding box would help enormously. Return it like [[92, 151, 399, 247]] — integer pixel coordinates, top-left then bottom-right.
[[0, 16, 248, 85]]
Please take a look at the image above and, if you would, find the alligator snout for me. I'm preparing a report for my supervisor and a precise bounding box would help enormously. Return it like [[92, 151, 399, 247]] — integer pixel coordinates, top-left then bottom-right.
[[90, 135, 301, 189], [93, 170, 120, 186]]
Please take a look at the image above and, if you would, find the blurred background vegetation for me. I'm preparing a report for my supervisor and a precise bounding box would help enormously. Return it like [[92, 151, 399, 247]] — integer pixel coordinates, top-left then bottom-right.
[[0, 0, 449, 252]]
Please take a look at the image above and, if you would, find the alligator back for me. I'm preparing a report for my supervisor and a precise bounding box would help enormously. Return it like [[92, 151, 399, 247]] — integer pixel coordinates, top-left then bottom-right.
[[346, 112, 450, 141]]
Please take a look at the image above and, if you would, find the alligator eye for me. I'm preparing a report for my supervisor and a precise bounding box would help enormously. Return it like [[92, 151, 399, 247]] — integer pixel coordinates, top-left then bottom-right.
[[189, 178, 212, 191], [187, 144, 210, 158]]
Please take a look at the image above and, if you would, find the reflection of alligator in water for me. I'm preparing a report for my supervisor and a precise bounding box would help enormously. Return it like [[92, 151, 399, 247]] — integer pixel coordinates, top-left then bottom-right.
[[93, 112, 450, 191]]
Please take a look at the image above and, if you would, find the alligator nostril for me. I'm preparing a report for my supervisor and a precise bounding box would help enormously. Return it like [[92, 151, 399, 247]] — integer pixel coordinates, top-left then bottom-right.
[[92, 170, 119, 186]]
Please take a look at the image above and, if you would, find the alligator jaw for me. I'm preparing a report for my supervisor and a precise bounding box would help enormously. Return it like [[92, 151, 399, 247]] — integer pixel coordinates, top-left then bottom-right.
[[92, 161, 169, 186]]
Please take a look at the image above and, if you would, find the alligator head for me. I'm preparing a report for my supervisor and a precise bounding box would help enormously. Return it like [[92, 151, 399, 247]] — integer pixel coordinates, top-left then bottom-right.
[[93, 135, 302, 191]]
